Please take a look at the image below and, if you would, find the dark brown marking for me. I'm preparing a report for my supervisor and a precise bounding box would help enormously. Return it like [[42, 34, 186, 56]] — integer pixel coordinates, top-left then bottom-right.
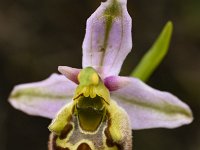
[[104, 112, 122, 150], [100, 47, 105, 52], [105, 127, 115, 147], [59, 123, 73, 140], [77, 143, 92, 150], [48, 133, 70, 150], [73, 93, 84, 100]]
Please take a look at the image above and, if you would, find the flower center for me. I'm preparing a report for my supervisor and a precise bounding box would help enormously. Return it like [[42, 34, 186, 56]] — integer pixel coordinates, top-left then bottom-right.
[[75, 95, 107, 132]]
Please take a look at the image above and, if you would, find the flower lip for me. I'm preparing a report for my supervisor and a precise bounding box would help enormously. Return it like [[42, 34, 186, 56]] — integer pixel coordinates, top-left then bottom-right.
[[75, 94, 107, 132]]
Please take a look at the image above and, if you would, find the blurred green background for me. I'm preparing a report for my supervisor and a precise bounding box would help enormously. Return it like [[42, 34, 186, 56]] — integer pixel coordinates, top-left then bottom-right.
[[0, 0, 199, 149]]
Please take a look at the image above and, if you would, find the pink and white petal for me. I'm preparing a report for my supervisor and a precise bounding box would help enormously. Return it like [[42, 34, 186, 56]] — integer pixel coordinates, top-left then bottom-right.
[[82, 0, 132, 78], [58, 66, 81, 84], [108, 76, 193, 129], [9, 74, 77, 119]]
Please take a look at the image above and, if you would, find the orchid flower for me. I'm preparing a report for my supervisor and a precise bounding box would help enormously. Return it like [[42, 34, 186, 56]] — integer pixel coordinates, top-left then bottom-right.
[[9, 0, 193, 149]]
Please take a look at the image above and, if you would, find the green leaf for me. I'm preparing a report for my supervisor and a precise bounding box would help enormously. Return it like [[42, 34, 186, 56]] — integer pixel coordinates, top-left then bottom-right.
[[131, 21, 173, 81]]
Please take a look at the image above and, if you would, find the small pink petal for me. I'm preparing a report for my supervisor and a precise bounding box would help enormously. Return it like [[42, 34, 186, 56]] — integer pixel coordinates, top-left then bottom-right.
[[58, 66, 81, 84], [104, 76, 126, 91]]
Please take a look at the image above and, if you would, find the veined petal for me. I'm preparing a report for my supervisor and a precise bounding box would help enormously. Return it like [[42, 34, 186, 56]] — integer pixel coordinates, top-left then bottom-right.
[[107, 76, 193, 129], [9, 74, 77, 119], [82, 0, 132, 78]]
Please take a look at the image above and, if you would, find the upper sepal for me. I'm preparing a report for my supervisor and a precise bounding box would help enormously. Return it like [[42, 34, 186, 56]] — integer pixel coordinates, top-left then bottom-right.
[[82, 0, 132, 78]]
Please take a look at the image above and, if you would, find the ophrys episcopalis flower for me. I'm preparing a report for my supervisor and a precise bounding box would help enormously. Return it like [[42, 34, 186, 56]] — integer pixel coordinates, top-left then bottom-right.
[[9, 0, 193, 149]]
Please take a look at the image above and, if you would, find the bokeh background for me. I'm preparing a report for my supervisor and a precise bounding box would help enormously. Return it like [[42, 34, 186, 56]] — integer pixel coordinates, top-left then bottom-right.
[[0, 0, 199, 149]]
